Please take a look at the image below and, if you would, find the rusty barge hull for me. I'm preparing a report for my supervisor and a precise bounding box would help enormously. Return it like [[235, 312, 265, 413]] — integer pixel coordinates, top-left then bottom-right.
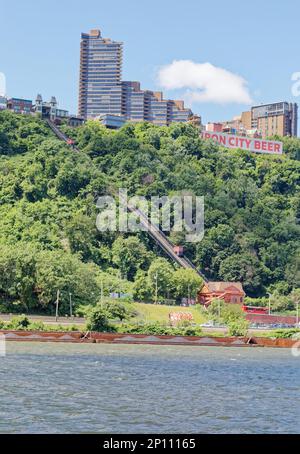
[[0, 330, 298, 349]]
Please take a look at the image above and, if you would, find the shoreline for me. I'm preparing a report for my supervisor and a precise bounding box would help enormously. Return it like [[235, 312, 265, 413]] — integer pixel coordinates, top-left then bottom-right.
[[1, 330, 298, 349]]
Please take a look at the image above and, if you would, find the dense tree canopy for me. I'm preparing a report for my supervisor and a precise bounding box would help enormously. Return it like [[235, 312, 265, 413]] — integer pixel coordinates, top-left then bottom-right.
[[0, 110, 299, 312]]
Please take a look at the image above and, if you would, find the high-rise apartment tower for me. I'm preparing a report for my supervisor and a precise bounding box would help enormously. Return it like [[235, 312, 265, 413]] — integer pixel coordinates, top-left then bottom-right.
[[78, 29, 194, 126], [78, 29, 123, 119]]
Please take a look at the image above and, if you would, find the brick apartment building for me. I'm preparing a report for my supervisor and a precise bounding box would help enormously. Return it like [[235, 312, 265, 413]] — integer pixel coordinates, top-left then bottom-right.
[[208, 102, 298, 138]]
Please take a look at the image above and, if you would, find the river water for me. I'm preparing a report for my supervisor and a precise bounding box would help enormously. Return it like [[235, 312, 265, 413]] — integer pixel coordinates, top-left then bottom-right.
[[0, 342, 299, 434]]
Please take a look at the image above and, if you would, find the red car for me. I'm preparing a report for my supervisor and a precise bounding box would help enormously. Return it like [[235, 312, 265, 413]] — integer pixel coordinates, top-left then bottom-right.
[[173, 246, 184, 257], [66, 139, 75, 146]]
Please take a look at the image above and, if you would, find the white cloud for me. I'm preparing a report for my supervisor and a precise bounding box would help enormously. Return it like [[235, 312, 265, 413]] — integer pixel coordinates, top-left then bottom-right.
[[157, 60, 253, 105], [0, 72, 6, 96]]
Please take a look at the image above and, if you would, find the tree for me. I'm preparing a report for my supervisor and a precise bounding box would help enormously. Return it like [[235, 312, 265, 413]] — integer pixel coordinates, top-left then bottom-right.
[[222, 304, 246, 324], [7, 315, 30, 330], [285, 252, 300, 289], [196, 224, 236, 278], [112, 236, 152, 280], [35, 251, 100, 312], [268, 292, 295, 312], [290, 288, 300, 305], [54, 158, 91, 197], [173, 268, 203, 302], [86, 305, 115, 332], [96, 269, 133, 298], [64, 212, 99, 261], [227, 319, 249, 337], [290, 289, 300, 319], [147, 258, 175, 302], [207, 298, 225, 320], [102, 300, 135, 321], [0, 110, 299, 310], [133, 270, 152, 302], [0, 243, 37, 310], [221, 304, 249, 336], [219, 253, 264, 296], [208, 301, 249, 336]]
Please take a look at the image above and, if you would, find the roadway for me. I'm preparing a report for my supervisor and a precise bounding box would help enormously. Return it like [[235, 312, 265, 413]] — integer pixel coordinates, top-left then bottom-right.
[[0, 314, 283, 335]]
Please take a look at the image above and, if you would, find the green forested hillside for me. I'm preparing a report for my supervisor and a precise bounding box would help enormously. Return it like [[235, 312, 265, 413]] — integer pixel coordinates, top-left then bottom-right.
[[0, 110, 299, 313]]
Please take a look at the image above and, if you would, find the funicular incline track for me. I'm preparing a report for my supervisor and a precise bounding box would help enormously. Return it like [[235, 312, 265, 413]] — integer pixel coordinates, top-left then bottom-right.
[[46, 119, 80, 152], [125, 200, 208, 282], [46, 119, 207, 283]]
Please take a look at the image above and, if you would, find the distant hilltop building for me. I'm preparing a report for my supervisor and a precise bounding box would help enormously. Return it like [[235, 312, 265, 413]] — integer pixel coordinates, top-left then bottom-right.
[[32, 94, 84, 126], [79, 29, 123, 119], [1, 93, 84, 127], [122, 81, 192, 126], [96, 113, 127, 129], [250, 102, 298, 138], [33, 94, 69, 121], [207, 102, 298, 138], [78, 29, 195, 127], [7, 98, 32, 114]]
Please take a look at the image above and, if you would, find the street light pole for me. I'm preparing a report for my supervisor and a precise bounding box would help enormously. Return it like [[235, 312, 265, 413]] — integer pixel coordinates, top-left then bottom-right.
[[267, 293, 272, 316], [101, 279, 104, 307], [55, 289, 60, 322], [155, 272, 158, 305], [69, 292, 73, 319], [296, 300, 299, 326]]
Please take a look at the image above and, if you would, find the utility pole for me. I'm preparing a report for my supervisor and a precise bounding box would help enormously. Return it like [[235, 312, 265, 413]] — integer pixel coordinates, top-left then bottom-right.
[[291, 290, 299, 326], [69, 292, 73, 319], [154, 272, 158, 305], [188, 284, 191, 306], [218, 299, 221, 322], [101, 279, 104, 307], [55, 290, 60, 322], [267, 292, 272, 316]]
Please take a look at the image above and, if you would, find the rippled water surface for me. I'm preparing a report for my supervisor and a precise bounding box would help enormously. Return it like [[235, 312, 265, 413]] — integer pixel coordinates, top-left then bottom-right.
[[0, 342, 299, 433]]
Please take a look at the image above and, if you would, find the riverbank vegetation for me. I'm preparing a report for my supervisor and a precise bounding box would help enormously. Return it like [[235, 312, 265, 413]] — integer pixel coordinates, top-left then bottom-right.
[[0, 315, 80, 332], [207, 299, 249, 336], [1, 306, 299, 339], [0, 111, 299, 316]]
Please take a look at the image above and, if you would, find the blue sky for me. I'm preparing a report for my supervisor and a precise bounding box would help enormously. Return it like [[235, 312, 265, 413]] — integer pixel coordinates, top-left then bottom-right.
[[1, 0, 300, 124]]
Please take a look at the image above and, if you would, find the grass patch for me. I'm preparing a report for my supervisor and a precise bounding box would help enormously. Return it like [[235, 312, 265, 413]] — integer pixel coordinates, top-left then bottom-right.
[[131, 303, 207, 325]]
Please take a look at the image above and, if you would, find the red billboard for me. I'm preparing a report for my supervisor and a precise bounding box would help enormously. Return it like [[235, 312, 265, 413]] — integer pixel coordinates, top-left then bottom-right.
[[202, 131, 283, 155]]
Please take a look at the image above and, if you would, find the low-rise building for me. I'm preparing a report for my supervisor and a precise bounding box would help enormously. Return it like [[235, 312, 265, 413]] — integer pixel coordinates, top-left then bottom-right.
[[33, 94, 69, 122], [122, 81, 151, 122], [198, 282, 245, 307], [169, 99, 193, 124], [251, 102, 298, 137], [122, 82, 193, 126], [215, 102, 298, 139], [96, 113, 127, 129], [68, 116, 85, 127], [188, 114, 202, 129], [206, 122, 223, 133], [206, 116, 262, 138], [7, 97, 32, 114]]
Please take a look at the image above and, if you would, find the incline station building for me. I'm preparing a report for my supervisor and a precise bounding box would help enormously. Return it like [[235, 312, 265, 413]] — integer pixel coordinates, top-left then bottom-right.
[[198, 282, 246, 307]]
